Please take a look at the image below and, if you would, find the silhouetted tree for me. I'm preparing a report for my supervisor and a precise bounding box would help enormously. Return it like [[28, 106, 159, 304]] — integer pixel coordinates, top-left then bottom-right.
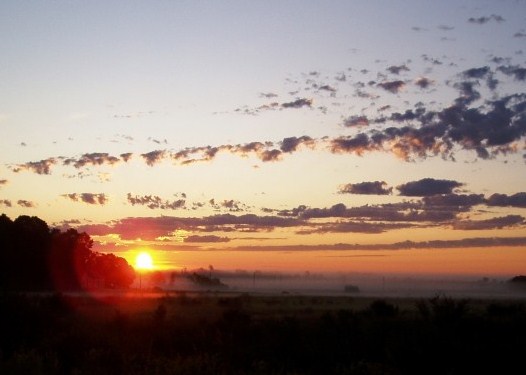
[[0, 214, 135, 291]]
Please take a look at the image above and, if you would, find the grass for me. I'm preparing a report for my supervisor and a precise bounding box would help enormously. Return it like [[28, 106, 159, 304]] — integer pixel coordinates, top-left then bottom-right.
[[1, 291, 525, 374]]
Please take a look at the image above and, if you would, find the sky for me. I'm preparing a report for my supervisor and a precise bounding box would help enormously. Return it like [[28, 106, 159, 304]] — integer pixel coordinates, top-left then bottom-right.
[[1, 0, 526, 277]]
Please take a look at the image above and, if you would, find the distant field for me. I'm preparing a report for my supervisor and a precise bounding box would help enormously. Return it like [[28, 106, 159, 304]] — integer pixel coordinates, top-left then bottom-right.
[[2, 292, 526, 374]]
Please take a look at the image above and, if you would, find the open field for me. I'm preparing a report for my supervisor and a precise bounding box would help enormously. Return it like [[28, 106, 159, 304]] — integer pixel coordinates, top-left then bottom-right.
[[2, 291, 526, 374]]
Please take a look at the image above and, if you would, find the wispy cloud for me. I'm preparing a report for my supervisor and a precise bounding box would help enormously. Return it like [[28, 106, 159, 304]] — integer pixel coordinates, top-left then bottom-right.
[[184, 235, 230, 243], [452, 215, 524, 230], [468, 14, 505, 25]]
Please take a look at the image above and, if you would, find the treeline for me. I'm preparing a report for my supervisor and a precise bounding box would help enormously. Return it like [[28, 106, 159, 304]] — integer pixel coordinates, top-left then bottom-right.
[[0, 214, 135, 291]]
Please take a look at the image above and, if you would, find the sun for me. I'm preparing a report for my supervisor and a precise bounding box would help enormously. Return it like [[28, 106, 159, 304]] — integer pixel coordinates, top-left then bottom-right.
[[135, 251, 153, 270]]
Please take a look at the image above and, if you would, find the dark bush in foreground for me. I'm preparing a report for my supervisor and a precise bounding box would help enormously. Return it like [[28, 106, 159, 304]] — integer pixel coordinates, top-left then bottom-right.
[[1, 294, 526, 374]]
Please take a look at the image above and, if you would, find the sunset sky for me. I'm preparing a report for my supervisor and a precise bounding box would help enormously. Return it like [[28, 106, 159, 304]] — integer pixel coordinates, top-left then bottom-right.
[[1, 0, 525, 277]]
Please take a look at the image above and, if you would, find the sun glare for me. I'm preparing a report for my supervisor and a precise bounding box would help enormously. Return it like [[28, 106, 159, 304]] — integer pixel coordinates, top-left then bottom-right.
[[135, 252, 153, 270]]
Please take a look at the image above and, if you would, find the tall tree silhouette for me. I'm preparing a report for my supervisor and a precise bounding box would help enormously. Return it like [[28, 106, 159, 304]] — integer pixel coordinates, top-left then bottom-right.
[[0, 214, 135, 291]]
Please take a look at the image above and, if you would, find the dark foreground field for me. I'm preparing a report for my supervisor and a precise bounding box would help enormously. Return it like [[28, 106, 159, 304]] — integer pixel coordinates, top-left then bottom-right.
[[1, 292, 526, 374]]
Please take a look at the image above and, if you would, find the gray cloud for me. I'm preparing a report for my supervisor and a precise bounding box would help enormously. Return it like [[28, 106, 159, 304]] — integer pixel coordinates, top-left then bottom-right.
[[120, 153, 133, 162], [497, 65, 526, 81], [281, 98, 313, 109], [12, 158, 57, 175], [338, 181, 392, 195], [486, 193, 526, 208], [343, 115, 369, 127], [414, 77, 434, 89], [184, 235, 230, 243], [377, 80, 405, 93], [63, 153, 120, 169], [0, 199, 12, 207], [17, 200, 36, 208], [127, 193, 186, 210], [452, 215, 524, 230], [62, 193, 108, 205], [397, 178, 463, 196], [468, 14, 505, 24], [141, 150, 167, 166], [423, 194, 485, 209], [77, 214, 304, 240], [279, 136, 315, 153], [232, 237, 526, 251], [386, 65, 410, 75], [297, 220, 411, 234]]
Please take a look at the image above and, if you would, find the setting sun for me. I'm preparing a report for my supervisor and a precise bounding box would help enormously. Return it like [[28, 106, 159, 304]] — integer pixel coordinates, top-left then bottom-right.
[[135, 252, 153, 270]]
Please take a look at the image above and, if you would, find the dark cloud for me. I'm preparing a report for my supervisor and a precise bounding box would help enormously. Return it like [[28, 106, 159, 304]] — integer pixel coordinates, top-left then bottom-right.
[[423, 194, 485, 209], [141, 150, 167, 166], [13, 158, 57, 175], [77, 214, 304, 240], [281, 98, 313, 109], [414, 77, 434, 89], [120, 153, 133, 162], [514, 31, 526, 38], [377, 80, 405, 93], [486, 193, 526, 208], [62, 193, 108, 205], [468, 14, 505, 24], [318, 85, 336, 93], [127, 193, 186, 210], [184, 235, 230, 243], [453, 80, 481, 105], [279, 136, 315, 153], [343, 115, 369, 127], [0, 179, 7, 186], [386, 65, 410, 75], [338, 181, 392, 195], [209, 199, 250, 212], [330, 133, 380, 156], [0, 199, 12, 207], [297, 221, 411, 234], [232, 236, 526, 251], [258, 149, 282, 162], [497, 65, 526, 81], [397, 178, 463, 196], [461, 66, 491, 79], [330, 92, 526, 160], [452, 215, 524, 230], [17, 200, 36, 208], [277, 202, 458, 223], [63, 153, 120, 169]]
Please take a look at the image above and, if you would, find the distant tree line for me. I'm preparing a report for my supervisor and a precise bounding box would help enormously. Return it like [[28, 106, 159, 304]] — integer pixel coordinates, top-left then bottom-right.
[[0, 214, 135, 291]]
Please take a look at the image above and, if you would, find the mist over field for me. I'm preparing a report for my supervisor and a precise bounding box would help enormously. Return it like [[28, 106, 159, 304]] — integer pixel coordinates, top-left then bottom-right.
[[142, 268, 526, 299]]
